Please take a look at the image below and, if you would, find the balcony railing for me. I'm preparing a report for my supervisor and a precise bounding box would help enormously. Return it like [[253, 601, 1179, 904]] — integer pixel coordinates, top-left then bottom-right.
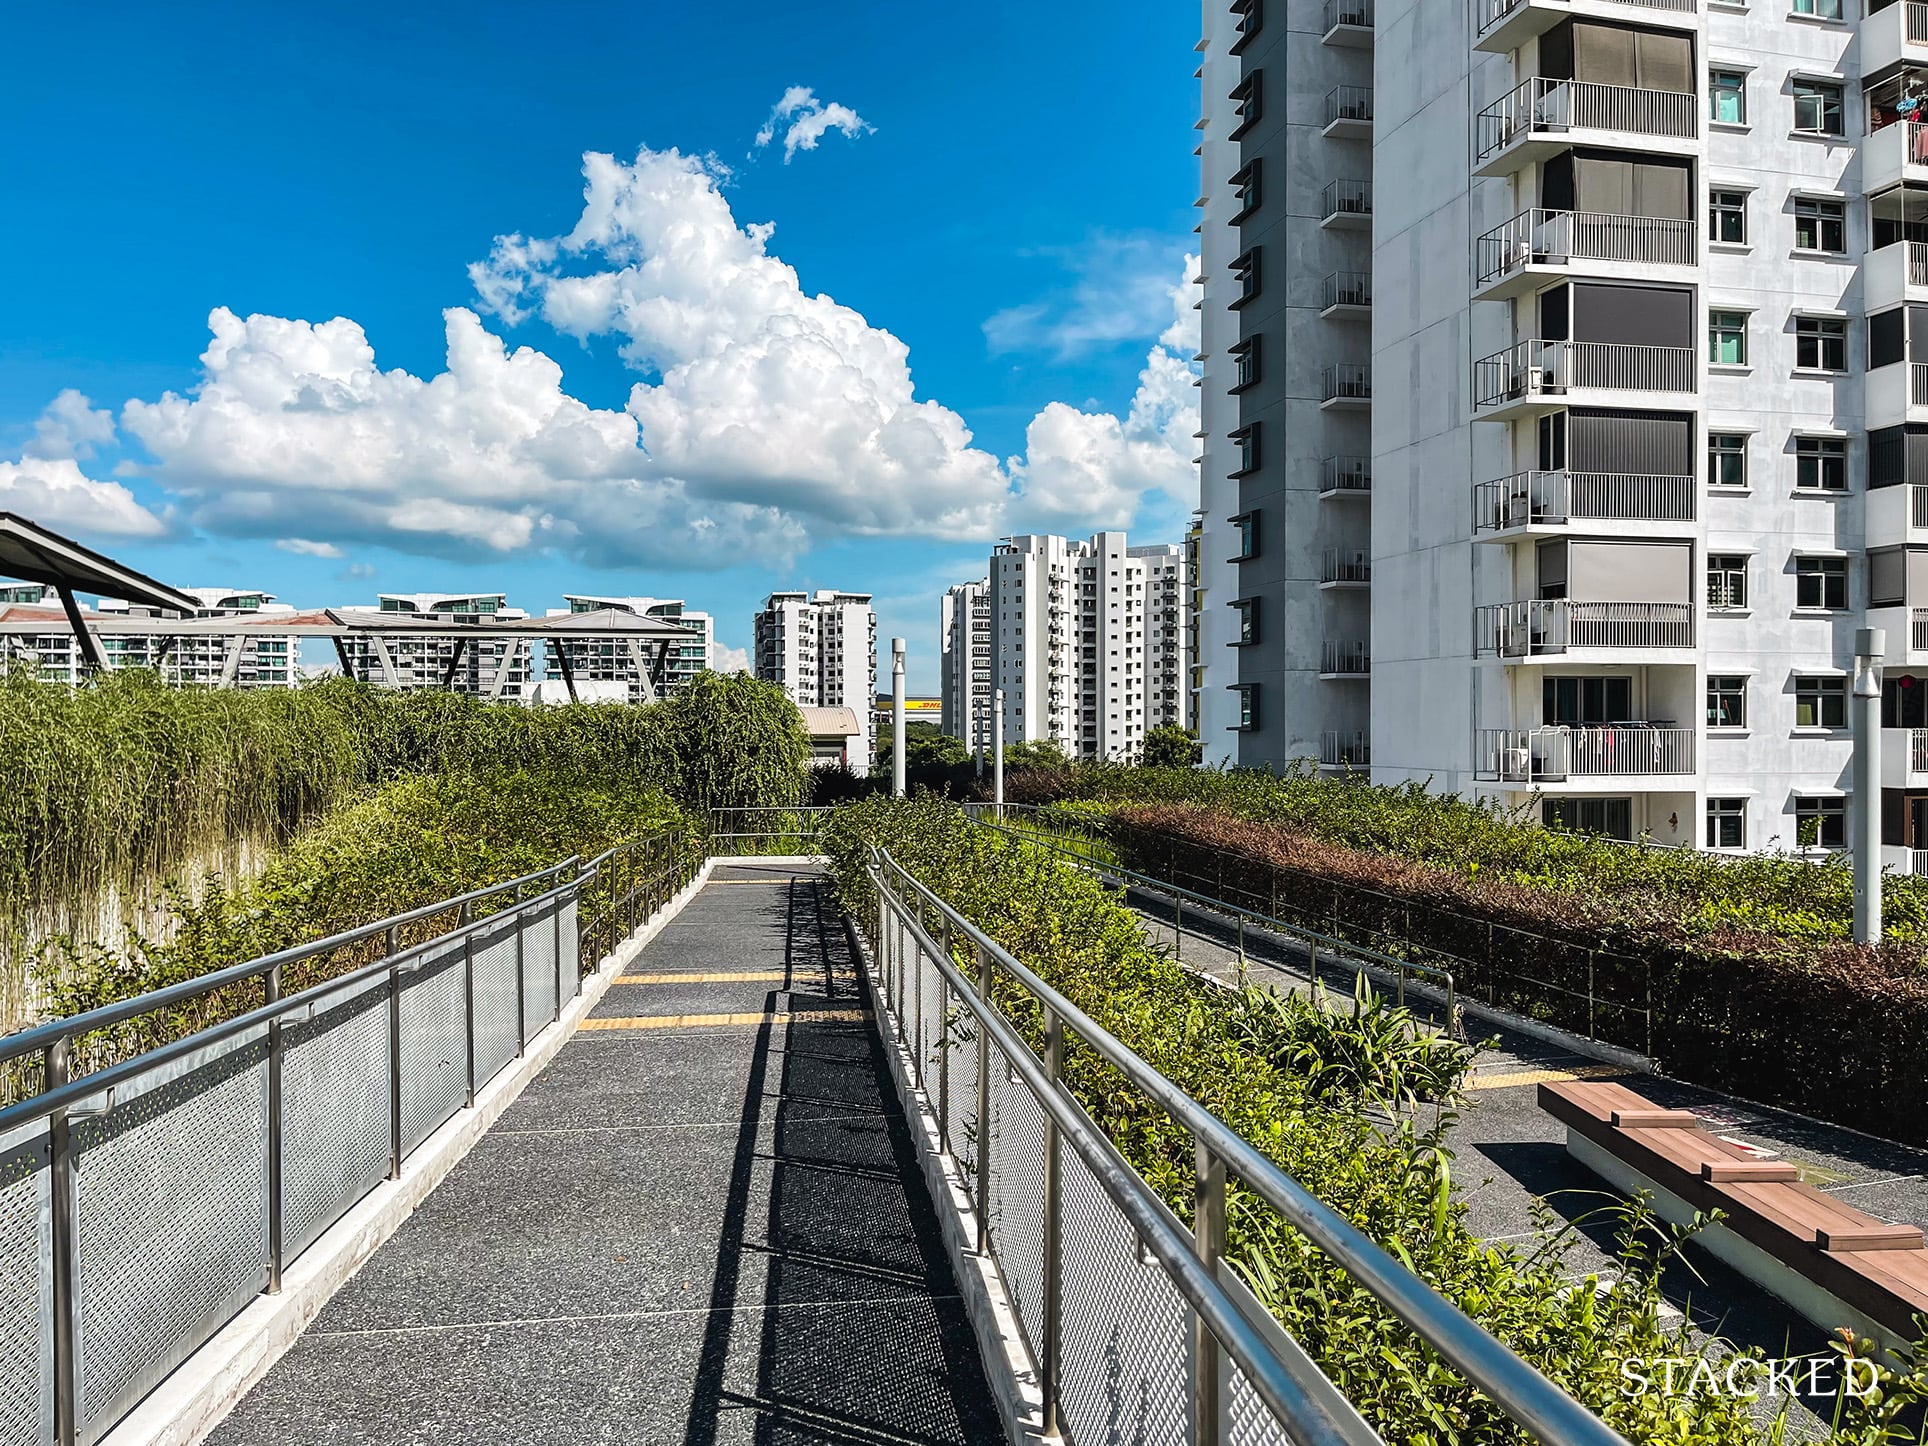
[[1473, 339, 1695, 409], [1326, 85, 1373, 127], [1914, 1, 1928, 43], [1322, 179, 1372, 222], [1911, 240, 1928, 287], [1475, 208, 1696, 286], [1471, 470, 1695, 532], [1915, 608, 1928, 654], [1323, 271, 1372, 309], [1322, 364, 1372, 404], [1322, 455, 1371, 493], [1474, 599, 1695, 656], [1476, 77, 1696, 166], [1323, 0, 1373, 30], [1322, 548, 1372, 584], [1321, 640, 1371, 675], [1319, 729, 1372, 767], [1476, 725, 1695, 781], [1914, 362, 1928, 406], [1477, 0, 1694, 35]]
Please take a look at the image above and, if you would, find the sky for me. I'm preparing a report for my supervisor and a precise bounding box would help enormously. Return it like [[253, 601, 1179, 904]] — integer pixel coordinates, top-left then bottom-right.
[[0, 1, 1201, 689]]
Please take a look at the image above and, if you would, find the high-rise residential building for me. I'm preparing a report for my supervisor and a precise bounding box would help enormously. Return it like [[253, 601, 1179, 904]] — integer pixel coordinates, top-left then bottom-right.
[[984, 533, 1192, 761], [1195, 0, 1928, 858], [940, 579, 994, 755], [548, 595, 713, 700], [0, 585, 297, 687], [754, 589, 878, 774], [338, 593, 535, 699]]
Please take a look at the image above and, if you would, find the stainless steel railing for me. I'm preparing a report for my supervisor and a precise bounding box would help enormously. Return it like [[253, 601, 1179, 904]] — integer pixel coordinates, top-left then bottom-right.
[[1475, 208, 1696, 286], [1471, 470, 1695, 531], [705, 805, 839, 856], [1474, 600, 1695, 657], [1321, 639, 1371, 675], [1321, 548, 1372, 584], [1476, 725, 1695, 782], [1325, 85, 1372, 127], [1323, 0, 1374, 31], [1322, 364, 1372, 403], [1321, 179, 1372, 222], [1322, 270, 1372, 309], [1319, 729, 1371, 767], [1321, 456, 1371, 493], [1476, 77, 1696, 165], [865, 845, 1627, 1446], [1474, 339, 1696, 408]]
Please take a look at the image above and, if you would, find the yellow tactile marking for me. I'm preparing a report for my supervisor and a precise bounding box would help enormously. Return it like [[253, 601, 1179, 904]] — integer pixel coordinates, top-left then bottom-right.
[[615, 971, 794, 984], [580, 1010, 867, 1031], [1463, 1064, 1626, 1092]]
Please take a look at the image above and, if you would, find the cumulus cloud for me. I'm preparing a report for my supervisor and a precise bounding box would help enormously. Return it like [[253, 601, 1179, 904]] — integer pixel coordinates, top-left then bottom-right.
[[753, 86, 872, 162], [25, 389, 118, 461], [275, 537, 343, 558], [0, 456, 165, 538], [709, 641, 750, 673], [985, 237, 1197, 360]]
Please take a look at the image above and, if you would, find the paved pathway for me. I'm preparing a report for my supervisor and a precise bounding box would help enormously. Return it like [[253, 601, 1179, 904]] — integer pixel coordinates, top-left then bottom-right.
[[211, 861, 1001, 1446]]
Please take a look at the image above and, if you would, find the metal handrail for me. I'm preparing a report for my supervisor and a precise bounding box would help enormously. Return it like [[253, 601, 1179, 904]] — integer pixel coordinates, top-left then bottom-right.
[[868, 847, 1629, 1446]]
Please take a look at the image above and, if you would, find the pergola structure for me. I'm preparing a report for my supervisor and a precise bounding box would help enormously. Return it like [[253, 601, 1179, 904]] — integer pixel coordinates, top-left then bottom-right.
[[0, 512, 198, 676]]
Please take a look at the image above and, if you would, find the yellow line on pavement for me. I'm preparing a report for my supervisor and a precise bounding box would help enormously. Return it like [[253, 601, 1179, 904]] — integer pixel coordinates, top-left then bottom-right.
[[615, 971, 794, 984], [1463, 1064, 1626, 1092], [580, 1010, 867, 1032]]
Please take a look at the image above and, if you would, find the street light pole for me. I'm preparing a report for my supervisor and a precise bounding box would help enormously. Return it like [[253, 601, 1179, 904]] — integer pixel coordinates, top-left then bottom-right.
[[993, 687, 1005, 820], [1853, 627, 1885, 946], [891, 637, 907, 799]]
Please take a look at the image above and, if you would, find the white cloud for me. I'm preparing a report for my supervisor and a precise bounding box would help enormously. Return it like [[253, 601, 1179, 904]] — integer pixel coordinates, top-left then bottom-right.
[[985, 237, 1197, 360], [25, 389, 118, 461], [709, 641, 749, 673], [0, 456, 165, 538], [275, 537, 343, 558], [753, 86, 872, 162]]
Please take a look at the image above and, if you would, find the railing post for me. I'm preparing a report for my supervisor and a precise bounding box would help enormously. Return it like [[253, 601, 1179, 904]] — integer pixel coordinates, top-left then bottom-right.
[[1193, 1142, 1228, 1446], [552, 887, 565, 1024], [386, 925, 403, 1180], [46, 1037, 78, 1446], [265, 964, 285, 1293], [1040, 1008, 1064, 1438], [514, 902, 528, 1058], [461, 901, 477, 1109], [974, 940, 993, 1252]]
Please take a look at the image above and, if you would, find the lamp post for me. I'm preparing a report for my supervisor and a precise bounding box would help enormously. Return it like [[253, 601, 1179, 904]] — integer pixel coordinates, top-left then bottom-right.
[[993, 687, 1005, 820], [891, 637, 906, 799], [1854, 626, 1885, 946]]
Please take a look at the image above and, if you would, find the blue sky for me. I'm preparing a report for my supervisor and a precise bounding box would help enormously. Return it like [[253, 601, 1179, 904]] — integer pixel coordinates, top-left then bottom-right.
[[0, 1, 1200, 688]]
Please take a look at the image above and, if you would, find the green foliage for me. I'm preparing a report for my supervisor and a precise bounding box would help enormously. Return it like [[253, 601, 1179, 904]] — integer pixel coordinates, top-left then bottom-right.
[[820, 795, 1810, 1443], [1140, 724, 1202, 769], [878, 725, 970, 772], [1002, 737, 1070, 772]]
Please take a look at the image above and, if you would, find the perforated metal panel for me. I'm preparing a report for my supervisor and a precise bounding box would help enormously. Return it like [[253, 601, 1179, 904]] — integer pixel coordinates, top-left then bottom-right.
[[469, 917, 522, 1090], [0, 1136, 49, 1446], [1227, 1358, 1291, 1446], [917, 949, 942, 1089], [1059, 1142, 1192, 1446], [521, 905, 558, 1042], [558, 897, 580, 1001], [987, 1040, 1047, 1354], [944, 1011, 979, 1193], [74, 1040, 268, 1443], [398, 942, 468, 1157], [281, 974, 391, 1263]]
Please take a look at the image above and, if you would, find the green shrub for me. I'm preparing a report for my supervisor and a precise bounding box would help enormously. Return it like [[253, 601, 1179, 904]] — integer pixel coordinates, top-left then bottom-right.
[[1141, 724, 1202, 769]]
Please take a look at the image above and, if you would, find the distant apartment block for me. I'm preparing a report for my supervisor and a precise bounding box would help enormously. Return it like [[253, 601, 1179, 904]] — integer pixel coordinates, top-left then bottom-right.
[[546, 594, 713, 702], [940, 579, 994, 755], [0, 583, 297, 687], [754, 589, 878, 774], [338, 593, 535, 699]]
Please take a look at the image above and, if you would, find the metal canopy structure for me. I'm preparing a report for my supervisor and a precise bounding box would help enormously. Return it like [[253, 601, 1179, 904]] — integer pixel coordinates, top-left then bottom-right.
[[0, 513, 199, 676]]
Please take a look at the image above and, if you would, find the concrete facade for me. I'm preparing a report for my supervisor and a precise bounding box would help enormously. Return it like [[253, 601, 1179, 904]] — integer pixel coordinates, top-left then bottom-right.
[[939, 579, 994, 755], [338, 592, 536, 699], [550, 594, 713, 701], [0, 584, 299, 688], [754, 589, 879, 774]]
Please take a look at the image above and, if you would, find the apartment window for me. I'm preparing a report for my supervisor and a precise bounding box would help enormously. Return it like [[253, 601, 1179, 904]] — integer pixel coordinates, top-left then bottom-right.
[[1230, 337, 1260, 391], [1794, 317, 1847, 372], [1792, 80, 1844, 137], [1232, 425, 1259, 475], [1231, 598, 1259, 646], [1229, 0, 1261, 53], [1230, 248, 1260, 306], [1707, 554, 1748, 610], [1708, 309, 1749, 366], [1709, 189, 1748, 244], [1231, 161, 1262, 222], [1231, 684, 1258, 731], [1795, 435, 1848, 490], [1795, 674, 1847, 728], [1231, 511, 1259, 561], [1710, 70, 1747, 125], [1707, 675, 1748, 730], [1706, 798, 1747, 850], [1543, 798, 1633, 842], [1229, 73, 1262, 139], [1708, 432, 1748, 488], [1793, 795, 1846, 849], [1795, 556, 1849, 609], [1793, 197, 1846, 253], [1792, 0, 1843, 17]]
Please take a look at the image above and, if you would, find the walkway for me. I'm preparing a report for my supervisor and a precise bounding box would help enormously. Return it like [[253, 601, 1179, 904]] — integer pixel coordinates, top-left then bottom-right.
[[210, 861, 1001, 1446]]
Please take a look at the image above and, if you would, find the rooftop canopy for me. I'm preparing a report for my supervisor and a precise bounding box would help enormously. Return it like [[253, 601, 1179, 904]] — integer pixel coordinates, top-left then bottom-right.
[[0, 513, 196, 614]]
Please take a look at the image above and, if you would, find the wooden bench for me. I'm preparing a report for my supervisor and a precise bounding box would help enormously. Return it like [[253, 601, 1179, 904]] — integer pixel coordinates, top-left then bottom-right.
[[1540, 1079, 1928, 1347]]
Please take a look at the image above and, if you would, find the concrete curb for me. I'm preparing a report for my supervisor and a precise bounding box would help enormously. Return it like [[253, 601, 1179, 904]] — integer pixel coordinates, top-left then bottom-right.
[[101, 860, 717, 1446], [846, 917, 1049, 1446]]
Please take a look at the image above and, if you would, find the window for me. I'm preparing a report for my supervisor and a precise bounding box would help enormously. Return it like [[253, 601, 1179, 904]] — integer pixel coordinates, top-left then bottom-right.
[[1710, 189, 1748, 244], [1793, 795, 1846, 850], [1709, 309, 1749, 365], [1795, 435, 1848, 490], [1708, 675, 1748, 729], [1231, 161, 1261, 222], [1229, 73, 1262, 138], [1230, 337, 1260, 391], [1795, 556, 1849, 609], [1230, 249, 1260, 306], [1794, 317, 1847, 372], [1231, 425, 1259, 475], [1229, 0, 1261, 52], [1792, 0, 1843, 17], [1793, 80, 1844, 136], [1708, 554, 1748, 610], [1231, 598, 1259, 645], [1793, 198, 1846, 253], [1543, 798, 1633, 842], [1710, 70, 1747, 125], [1795, 674, 1847, 728], [1231, 684, 1258, 731], [1708, 432, 1748, 488], [1231, 512, 1258, 560], [1543, 676, 1631, 726], [1706, 798, 1747, 850]]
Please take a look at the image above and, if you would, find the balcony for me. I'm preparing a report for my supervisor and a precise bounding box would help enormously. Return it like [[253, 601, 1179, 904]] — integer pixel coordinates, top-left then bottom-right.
[[1473, 338, 1695, 421], [1474, 599, 1694, 659], [1324, 86, 1373, 140], [1473, 208, 1696, 302], [1865, 241, 1928, 313], [1320, 548, 1372, 587], [1863, 121, 1928, 196], [1321, 271, 1371, 320], [1322, 363, 1372, 410], [1864, 2, 1928, 80], [1870, 606, 1928, 664], [1320, 640, 1371, 677], [1870, 483, 1928, 550], [1474, 77, 1697, 178], [1884, 727, 1928, 787], [1471, 470, 1695, 540], [1321, 179, 1372, 229], [1319, 729, 1371, 769], [1474, 0, 1697, 54], [1868, 361, 1928, 430], [1321, 0, 1373, 46], [1321, 455, 1372, 498], [1474, 724, 1695, 784]]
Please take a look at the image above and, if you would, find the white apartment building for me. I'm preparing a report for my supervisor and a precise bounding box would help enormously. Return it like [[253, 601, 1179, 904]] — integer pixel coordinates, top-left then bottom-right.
[[1196, 0, 1928, 858], [981, 533, 1192, 761], [754, 590, 878, 775], [940, 579, 994, 755], [548, 594, 713, 701], [0, 584, 297, 687], [339, 593, 535, 699]]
